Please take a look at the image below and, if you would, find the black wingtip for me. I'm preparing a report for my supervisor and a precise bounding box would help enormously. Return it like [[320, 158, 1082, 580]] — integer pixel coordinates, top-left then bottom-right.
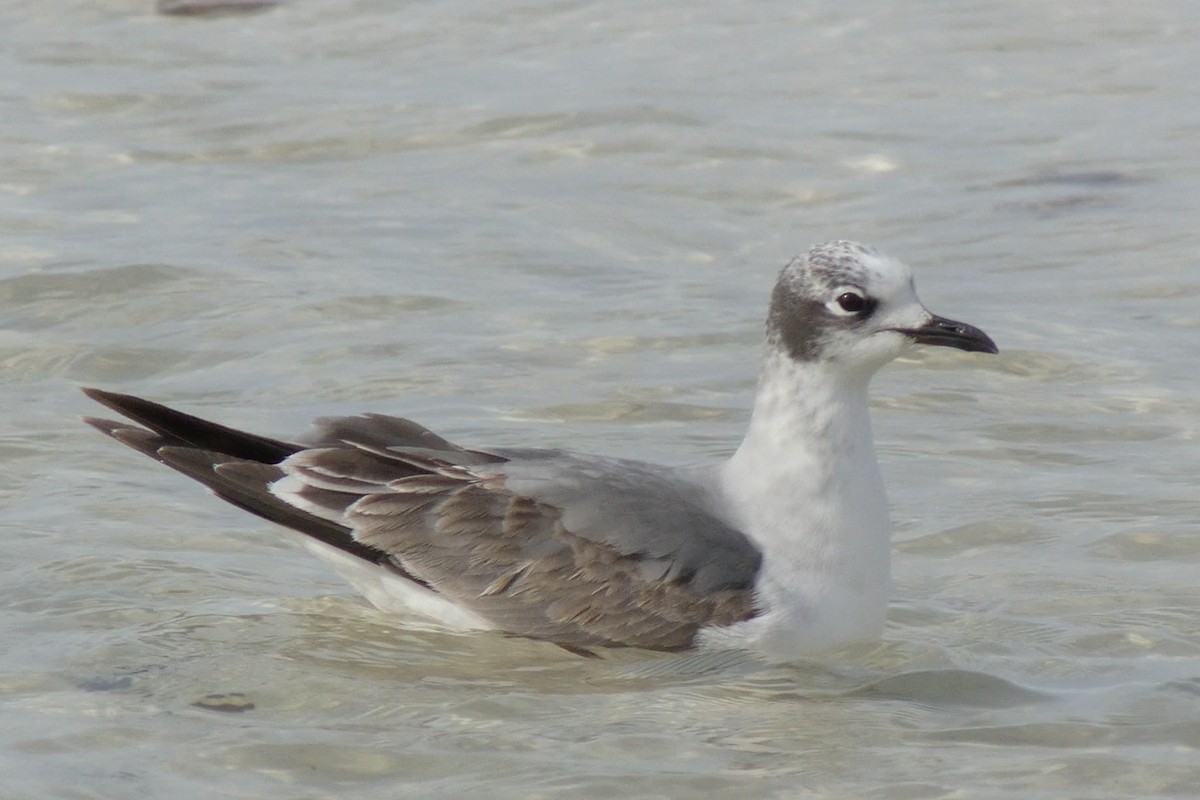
[[80, 386, 302, 464], [81, 386, 135, 412], [81, 414, 124, 436]]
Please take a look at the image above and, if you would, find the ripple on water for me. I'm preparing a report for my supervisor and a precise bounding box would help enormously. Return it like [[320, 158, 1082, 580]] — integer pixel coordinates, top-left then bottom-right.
[[848, 669, 1053, 709], [0, 263, 191, 328]]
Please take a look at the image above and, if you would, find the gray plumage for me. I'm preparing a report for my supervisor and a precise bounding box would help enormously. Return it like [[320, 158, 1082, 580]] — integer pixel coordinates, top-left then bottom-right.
[[81, 240, 996, 658], [82, 388, 761, 652]]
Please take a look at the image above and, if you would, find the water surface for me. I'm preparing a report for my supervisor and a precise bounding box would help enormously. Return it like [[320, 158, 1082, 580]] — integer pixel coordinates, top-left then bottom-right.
[[2, 1, 1199, 797]]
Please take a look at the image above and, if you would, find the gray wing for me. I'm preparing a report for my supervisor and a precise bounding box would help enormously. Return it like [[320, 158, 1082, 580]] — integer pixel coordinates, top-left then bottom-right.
[[82, 388, 761, 651], [266, 432, 762, 651], [491, 450, 762, 597]]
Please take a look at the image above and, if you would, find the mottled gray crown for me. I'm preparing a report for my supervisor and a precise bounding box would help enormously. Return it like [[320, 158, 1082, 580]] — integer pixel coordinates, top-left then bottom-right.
[[767, 240, 887, 362]]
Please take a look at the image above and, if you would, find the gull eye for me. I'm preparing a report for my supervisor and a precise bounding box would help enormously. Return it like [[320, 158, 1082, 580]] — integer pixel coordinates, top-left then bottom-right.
[[837, 292, 866, 313], [828, 288, 873, 317]]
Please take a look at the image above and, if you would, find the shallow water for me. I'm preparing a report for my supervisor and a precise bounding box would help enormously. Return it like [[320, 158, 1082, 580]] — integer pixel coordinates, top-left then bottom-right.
[[2, 1, 1199, 797]]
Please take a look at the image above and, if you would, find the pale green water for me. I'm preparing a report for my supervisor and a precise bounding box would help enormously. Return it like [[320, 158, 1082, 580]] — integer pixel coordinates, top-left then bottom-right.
[[2, 1, 1199, 798]]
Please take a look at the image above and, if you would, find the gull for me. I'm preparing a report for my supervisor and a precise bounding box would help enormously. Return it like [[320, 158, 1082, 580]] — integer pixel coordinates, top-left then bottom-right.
[[83, 241, 996, 660]]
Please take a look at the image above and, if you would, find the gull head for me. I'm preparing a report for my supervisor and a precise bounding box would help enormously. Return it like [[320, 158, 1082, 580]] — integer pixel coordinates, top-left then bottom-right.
[[766, 241, 997, 378]]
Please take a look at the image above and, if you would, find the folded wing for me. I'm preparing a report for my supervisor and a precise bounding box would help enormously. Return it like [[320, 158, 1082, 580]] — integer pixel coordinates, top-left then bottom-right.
[[83, 388, 761, 651]]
